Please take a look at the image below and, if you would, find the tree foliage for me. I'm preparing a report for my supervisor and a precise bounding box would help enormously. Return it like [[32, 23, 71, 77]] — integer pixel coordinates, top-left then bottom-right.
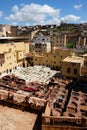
[[66, 42, 74, 48], [84, 49, 87, 54]]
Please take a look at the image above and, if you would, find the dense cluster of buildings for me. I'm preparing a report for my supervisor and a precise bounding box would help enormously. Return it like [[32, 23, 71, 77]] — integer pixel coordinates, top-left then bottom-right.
[[0, 23, 87, 79], [0, 37, 29, 76], [0, 23, 87, 129]]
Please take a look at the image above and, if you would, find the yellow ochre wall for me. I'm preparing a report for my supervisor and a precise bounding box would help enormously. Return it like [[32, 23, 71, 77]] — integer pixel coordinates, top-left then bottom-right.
[[0, 42, 29, 74]]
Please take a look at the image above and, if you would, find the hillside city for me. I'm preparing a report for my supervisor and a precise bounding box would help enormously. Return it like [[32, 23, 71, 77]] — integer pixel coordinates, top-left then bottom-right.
[[0, 22, 87, 130]]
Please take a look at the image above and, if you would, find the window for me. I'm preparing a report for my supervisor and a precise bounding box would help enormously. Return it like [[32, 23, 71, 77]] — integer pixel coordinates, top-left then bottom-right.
[[6, 69, 8, 73], [67, 68, 70, 73], [10, 69, 12, 72], [74, 69, 77, 75]]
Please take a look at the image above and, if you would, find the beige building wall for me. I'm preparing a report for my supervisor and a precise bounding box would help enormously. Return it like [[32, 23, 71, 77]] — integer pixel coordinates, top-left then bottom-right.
[[62, 55, 84, 79], [81, 66, 87, 76], [0, 24, 11, 37], [0, 42, 29, 75], [31, 30, 39, 40], [50, 34, 67, 48], [4, 24, 11, 36], [42, 126, 81, 130], [32, 48, 73, 70], [81, 54, 87, 76], [33, 55, 44, 66], [77, 36, 86, 46], [11, 26, 17, 36]]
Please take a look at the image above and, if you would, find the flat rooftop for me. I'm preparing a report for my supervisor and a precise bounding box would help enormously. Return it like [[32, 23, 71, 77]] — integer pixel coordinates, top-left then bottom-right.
[[0, 37, 29, 40], [63, 55, 84, 63], [0, 37, 29, 43], [82, 53, 87, 57], [0, 105, 37, 130]]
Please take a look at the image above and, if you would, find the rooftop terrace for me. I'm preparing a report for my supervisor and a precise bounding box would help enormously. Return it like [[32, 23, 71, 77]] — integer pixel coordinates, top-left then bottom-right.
[[63, 55, 84, 63]]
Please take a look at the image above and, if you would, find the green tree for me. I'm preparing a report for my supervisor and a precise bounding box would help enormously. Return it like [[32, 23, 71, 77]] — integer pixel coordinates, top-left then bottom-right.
[[84, 49, 87, 54], [66, 42, 74, 48]]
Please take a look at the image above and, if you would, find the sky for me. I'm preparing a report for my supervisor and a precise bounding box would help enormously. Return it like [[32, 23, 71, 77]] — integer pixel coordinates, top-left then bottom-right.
[[0, 0, 87, 26]]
